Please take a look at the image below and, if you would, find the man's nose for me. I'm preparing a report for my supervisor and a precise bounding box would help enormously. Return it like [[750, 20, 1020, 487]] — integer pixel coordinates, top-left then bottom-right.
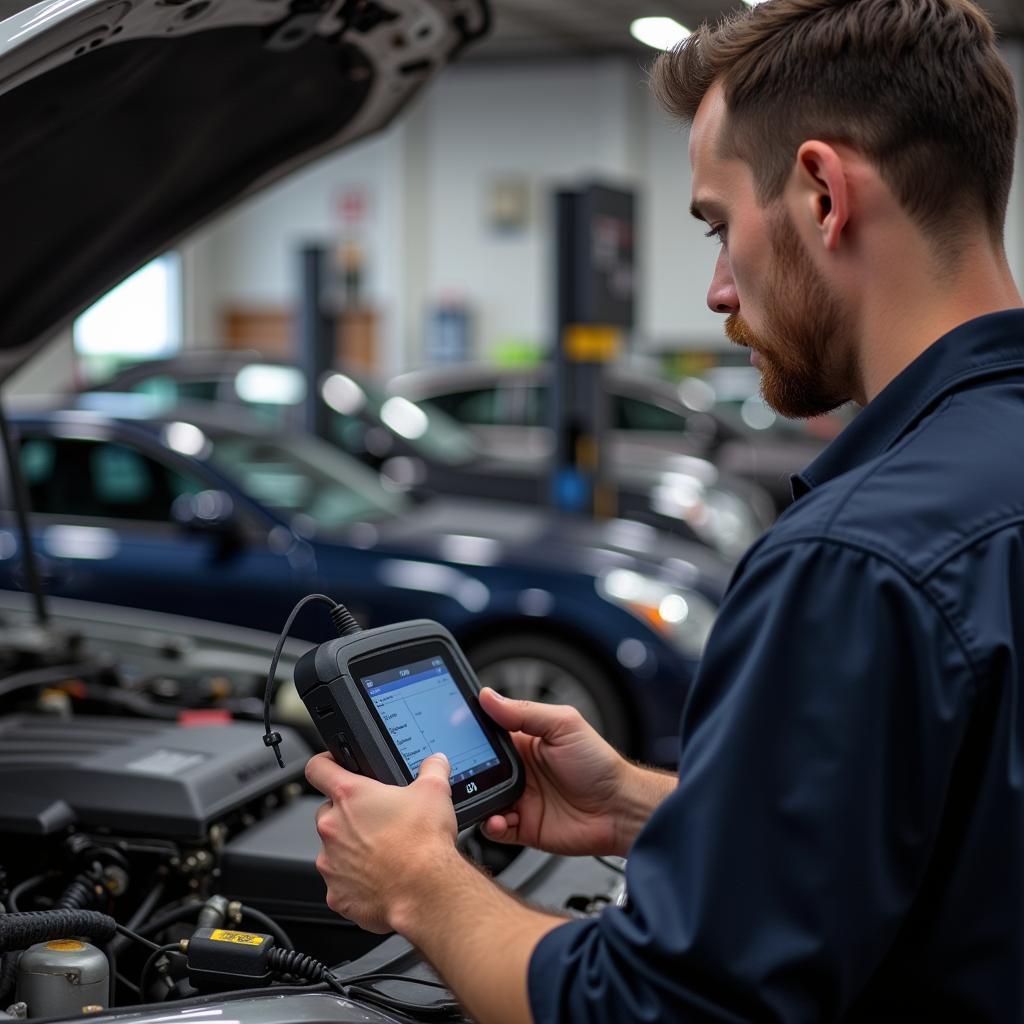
[[707, 250, 739, 315]]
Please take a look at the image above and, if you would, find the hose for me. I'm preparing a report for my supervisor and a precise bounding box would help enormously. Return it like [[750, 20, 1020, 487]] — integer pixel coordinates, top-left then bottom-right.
[[54, 869, 102, 912], [0, 910, 117, 952], [0, 900, 13, 1005]]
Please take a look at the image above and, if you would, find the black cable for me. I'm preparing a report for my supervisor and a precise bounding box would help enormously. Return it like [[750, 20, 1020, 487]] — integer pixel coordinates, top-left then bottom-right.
[[139, 942, 182, 999], [114, 970, 141, 997], [593, 855, 626, 875], [114, 924, 161, 953], [6, 873, 57, 912], [346, 981, 461, 1020], [238, 905, 293, 950], [262, 593, 361, 768], [108, 882, 166, 958], [0, 663, 98, 702], [266, 947, 346, 995], [137, 900, 203, 938]]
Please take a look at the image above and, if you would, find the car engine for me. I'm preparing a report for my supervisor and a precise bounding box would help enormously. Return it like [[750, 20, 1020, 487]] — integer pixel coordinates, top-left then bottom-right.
[[0, 598, 479, 1018]]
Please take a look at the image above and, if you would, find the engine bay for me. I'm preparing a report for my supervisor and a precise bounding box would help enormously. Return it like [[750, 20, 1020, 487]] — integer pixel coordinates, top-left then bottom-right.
[[0, 595, 536, 1021]]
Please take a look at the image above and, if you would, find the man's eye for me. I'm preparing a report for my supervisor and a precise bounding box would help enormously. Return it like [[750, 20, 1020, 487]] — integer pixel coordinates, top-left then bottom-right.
[[704, 225, 727, 245]]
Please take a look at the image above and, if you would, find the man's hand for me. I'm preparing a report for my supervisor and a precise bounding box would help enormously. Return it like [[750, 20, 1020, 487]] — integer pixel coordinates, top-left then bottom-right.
[[305, 750, 458, 933], [478, 688, 677, 859]]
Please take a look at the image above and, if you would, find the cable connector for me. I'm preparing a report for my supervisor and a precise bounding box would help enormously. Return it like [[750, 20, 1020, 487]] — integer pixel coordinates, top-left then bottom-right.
[[262, 594, 361, 770], [329, 603, 362, 637], [262, 731, 284, 768]]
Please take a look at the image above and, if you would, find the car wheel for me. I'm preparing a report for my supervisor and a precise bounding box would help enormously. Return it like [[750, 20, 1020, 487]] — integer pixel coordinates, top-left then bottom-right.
[[469, 634, 631, 751]]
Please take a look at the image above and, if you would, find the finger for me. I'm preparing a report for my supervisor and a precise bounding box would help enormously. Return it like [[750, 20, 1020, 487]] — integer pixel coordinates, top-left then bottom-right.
[[416, 752, 451, 790], [305, 751, 343, 795], [314, 799, 333, 838], [479, 687, 579, 739], [481, 812, 520, 844]]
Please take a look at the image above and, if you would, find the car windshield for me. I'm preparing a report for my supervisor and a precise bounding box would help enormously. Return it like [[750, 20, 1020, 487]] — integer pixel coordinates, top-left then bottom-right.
[[205, 431, 407, 530]]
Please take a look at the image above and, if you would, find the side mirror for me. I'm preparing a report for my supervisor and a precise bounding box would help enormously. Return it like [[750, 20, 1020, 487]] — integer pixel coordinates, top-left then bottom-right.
[[171, 489, 239, 537]]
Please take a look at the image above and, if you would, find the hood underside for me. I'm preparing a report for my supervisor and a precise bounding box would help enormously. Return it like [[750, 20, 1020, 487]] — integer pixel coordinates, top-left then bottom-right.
[[0, 0, 487, 376]]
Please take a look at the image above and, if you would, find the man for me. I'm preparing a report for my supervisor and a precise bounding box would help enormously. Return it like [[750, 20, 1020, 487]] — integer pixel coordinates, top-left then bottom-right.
[[306, 0, 1024, 1019]]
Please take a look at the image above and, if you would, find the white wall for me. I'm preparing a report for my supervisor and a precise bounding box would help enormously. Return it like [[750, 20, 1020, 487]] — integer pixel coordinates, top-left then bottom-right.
[[182, 42, 1024, 372]]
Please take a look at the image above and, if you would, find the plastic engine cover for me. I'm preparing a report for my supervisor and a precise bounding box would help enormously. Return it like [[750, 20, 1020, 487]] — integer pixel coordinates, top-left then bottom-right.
[[0, 714, 310, 839]]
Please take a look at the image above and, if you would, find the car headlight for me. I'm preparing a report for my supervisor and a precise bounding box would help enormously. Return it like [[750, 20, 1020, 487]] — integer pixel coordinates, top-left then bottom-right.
[[597, 569, 717, 659], [650, 478, 762, 561]]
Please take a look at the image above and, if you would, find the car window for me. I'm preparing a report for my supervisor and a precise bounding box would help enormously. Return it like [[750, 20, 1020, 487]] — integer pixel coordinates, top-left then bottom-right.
[[522, 386, 548, 427], [133, 375, 221, 403], [205, 433, 405, 530], [615, 396, 690, 432], [20, 437, 203, 522], [429, 387, 505, 425]]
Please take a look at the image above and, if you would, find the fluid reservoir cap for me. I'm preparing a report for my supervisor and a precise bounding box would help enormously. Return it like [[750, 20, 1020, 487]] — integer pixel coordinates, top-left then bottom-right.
[[45, 940, 85, 952]]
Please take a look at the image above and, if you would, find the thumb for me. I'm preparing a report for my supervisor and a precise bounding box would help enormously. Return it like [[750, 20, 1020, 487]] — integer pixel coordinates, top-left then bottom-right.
[[479, 687, 576, 740], [416, 752, 451, 789]]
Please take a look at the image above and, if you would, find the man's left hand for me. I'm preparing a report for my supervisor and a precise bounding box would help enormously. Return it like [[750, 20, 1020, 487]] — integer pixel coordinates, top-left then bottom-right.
[[305, 750, 458, 933]]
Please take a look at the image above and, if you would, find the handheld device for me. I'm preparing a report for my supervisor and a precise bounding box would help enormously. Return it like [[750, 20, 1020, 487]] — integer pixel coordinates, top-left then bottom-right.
[[291, 618, 524, 831]]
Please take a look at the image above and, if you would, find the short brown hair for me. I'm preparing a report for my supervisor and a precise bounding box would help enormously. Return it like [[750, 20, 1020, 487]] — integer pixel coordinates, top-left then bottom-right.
[[654, 0, 1019, 244]]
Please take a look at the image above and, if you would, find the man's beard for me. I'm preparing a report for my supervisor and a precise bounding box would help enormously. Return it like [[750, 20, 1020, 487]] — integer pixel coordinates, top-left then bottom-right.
[[725, 212, 853, 419]]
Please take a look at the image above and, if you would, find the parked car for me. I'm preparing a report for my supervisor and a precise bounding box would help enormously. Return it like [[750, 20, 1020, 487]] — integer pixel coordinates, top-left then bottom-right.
[[696, 364, 856, 442], [392, 363, 834, 511], [0, 590, 624, 1019], [89, 353, 774, 561], [1, 395, 732, 760]]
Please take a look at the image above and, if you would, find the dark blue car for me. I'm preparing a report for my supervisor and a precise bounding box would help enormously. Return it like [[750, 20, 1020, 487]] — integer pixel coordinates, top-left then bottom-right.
[[0, 396, 732, 762]]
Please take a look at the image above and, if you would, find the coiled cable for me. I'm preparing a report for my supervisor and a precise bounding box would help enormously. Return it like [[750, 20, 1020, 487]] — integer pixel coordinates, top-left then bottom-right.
[[267, 947, 346, 995]]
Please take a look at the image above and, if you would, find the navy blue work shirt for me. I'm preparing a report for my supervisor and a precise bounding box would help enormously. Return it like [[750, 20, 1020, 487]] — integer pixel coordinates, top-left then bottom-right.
[[528, 309, 1024, 1022]]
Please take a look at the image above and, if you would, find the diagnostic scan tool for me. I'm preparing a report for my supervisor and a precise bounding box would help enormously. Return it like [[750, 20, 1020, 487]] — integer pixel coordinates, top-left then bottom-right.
[[293, 619, 524, 830]]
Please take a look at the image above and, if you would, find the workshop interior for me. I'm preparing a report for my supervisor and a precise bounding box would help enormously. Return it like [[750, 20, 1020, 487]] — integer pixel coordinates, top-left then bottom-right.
[[1, 0, 1023, 1021]]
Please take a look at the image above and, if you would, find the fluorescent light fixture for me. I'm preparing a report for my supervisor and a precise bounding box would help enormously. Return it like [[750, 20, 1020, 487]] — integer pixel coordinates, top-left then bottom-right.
[[629, 16, 690, 51], [742, 0, 769, 5]]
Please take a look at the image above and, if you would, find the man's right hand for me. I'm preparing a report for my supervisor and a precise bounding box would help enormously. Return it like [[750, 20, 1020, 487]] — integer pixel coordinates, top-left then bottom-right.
[[478, 688, 676, 859]]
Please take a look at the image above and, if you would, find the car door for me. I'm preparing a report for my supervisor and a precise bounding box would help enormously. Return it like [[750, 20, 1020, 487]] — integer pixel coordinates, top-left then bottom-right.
[[0, 431, 315, 632]]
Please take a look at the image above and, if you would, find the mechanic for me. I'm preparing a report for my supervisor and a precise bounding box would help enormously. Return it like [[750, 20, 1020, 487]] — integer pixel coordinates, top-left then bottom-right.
[[305, 0, 1024, 1020]]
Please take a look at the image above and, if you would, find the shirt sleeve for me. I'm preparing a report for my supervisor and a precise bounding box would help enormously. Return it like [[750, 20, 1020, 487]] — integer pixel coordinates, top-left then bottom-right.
[[528, 539, 978, 1024]]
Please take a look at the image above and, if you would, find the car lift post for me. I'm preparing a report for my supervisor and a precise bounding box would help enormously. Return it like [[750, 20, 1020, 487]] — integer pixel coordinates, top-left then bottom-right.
[[550, 184, 636, 518], [297, 245, 336, 441]]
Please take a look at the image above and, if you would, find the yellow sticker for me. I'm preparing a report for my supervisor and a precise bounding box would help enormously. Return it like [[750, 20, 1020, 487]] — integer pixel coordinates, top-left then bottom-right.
[[209, 929, 265, 946], [46, 940, 85, 952]]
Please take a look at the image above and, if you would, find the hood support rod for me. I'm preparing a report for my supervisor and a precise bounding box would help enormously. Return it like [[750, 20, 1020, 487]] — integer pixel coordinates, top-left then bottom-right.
[[0, 397, 49, 626]]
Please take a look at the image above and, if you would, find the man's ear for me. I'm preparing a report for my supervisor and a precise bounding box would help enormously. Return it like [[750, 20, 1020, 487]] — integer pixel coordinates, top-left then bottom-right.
[[793, 140, 849, 252]]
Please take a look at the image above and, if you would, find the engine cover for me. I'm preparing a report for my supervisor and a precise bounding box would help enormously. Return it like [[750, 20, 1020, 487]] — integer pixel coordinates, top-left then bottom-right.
[[0, 714, 310, 839]]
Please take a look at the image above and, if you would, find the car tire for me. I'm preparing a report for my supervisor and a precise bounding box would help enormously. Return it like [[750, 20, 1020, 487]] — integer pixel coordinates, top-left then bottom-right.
[[469, 634, 631, 752]]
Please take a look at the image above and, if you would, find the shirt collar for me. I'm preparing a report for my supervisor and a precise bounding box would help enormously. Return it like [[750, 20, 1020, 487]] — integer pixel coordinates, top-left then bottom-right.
[[791, 308, 1024, 500]]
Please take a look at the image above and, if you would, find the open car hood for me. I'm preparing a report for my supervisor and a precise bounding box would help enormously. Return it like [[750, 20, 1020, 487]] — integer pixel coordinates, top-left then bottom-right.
[[0, 0, 487, 379]]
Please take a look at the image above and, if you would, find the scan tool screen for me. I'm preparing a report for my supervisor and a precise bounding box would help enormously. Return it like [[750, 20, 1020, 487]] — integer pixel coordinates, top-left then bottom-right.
[[359, 654, 500, 783]]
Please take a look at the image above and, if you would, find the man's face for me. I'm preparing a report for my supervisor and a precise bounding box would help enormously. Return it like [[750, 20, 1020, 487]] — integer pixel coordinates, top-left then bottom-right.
[[688, 86, 854, 418]]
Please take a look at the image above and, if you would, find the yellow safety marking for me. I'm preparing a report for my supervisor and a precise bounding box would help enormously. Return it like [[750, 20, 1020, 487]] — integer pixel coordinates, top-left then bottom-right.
[[563, 325, 622, 362], [46, 940, 85, 952], [209, 929, 266, 946]]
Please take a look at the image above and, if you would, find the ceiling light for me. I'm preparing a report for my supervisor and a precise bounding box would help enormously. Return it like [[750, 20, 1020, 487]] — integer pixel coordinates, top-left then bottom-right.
[[629, 16, 690, 51]]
